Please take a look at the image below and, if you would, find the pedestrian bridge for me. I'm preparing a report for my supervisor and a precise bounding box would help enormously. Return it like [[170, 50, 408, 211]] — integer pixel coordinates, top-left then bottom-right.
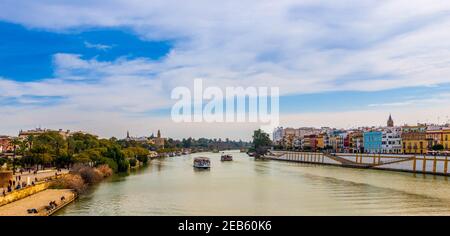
[[266, 151, 450, 176]]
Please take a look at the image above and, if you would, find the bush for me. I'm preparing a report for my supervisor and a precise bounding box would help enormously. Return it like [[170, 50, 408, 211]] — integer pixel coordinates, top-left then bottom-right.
[[51, 174, 86, 193], [136, 155, 148, 164], [78, 166, 103, 185], [129, 158, 137, 167], [97, 164, 113, 177]]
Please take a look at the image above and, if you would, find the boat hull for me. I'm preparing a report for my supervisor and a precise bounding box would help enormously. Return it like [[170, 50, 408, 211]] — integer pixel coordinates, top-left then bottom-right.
[[193, 164, 210, 169], [221, 155, 233, 161]]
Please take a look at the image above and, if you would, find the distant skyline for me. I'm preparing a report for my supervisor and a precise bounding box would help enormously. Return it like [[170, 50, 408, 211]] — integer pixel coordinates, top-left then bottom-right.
[[1, 1, 450, 140]]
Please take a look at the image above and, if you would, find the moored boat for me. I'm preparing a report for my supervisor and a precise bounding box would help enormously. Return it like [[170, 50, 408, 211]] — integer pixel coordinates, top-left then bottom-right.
[[193, 157, 211, 169], [221, 154, 233, 161]]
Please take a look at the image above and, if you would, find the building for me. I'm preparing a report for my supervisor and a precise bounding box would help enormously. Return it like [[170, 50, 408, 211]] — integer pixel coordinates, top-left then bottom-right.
[[363, 130, 382, 153], [125, 130, 165, 148], [272, 127, 322, 150], [329, 135, 341, 153], [272, 127, 284, 145], [152, 130, 165, 148], [381, 128, 402, 154], [316, 134, 325, 150], [426, 126, 444, 150], [125, 131, 149, 143], [401, 125, 427, 154], [302, 134, 318, 151], [443, 128, 450, 151], [349, 131, 364, 153], [0, 136, 13, 153], [343, 132, 351, 152], [282, 128, 298, 149], [387, 114, 394, 127], [426, 126, 450, 151], [19, 128, 71, 140], [293, 136, 302, 150]]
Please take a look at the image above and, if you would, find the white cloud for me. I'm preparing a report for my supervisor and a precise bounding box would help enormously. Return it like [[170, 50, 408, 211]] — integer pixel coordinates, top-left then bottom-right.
[[1, 1, 450, 137], [84, 41, 112, 51], [2, 0, 450, 92]]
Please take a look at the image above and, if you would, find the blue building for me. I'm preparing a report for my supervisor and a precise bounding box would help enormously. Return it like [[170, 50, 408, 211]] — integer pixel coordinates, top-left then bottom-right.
[[363, 131, 382, 153]]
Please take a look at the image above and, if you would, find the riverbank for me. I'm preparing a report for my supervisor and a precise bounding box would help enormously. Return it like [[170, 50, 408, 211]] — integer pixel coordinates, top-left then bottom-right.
[[0, 189, 76, 216], [0, 165, 113, 216]]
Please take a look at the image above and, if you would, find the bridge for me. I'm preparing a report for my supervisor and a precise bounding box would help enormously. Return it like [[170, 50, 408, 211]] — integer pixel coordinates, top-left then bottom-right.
[[265, 151, 449, 176]]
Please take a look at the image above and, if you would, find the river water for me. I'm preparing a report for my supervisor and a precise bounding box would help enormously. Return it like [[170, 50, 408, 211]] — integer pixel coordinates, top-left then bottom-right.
[[56, 150, 450, 215]]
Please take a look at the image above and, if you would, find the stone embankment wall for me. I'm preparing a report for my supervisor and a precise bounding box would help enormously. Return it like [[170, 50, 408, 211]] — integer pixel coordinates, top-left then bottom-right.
[[0, 182, 50, 207]]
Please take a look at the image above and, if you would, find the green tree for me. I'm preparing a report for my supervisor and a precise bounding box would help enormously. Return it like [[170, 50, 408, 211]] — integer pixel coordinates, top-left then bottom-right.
[[0, 157, 6, 167], [432, 144, 444, 151], [252, 129, 272, 158], [105, 146, 129, 172], [26, 135, 34, 149], [10, 138, 21, 174]]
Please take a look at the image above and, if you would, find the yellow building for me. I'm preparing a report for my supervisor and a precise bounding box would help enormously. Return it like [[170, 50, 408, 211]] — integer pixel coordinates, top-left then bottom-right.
[[316, 134, 325, 149], [427, 128, 450, 151], [401, 125, 427, 154], [443, 129, 450, 150]]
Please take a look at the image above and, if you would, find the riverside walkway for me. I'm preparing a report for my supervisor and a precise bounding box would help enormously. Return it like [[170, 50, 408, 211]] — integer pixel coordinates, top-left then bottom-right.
[[266, 151, 450, 176], [1, 169, 69, 195], [0, 189, 76, 216]]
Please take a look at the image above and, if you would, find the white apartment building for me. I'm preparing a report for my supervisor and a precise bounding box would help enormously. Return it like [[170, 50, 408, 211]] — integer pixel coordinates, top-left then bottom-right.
[[272, 127, 284, 144], [381, 128, 402, 154]]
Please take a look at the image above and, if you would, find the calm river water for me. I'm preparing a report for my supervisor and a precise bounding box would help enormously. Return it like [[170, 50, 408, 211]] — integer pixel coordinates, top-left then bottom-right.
[[56, 150, 450, 215]]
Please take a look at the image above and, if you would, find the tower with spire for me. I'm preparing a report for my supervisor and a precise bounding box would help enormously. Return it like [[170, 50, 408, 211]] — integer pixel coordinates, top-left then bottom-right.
[[387, 114, 394, 127]]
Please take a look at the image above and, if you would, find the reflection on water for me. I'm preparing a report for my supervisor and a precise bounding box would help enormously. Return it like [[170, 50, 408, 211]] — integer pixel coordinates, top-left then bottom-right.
[[56, 150, 450, 216]]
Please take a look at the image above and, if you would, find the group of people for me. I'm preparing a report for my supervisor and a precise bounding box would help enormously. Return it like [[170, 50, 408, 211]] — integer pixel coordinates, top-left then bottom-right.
[[1, 169, 67, 197], [2, 176, 38, 197]]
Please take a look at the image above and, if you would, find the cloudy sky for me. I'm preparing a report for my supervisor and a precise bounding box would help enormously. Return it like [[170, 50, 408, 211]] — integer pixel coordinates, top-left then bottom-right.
[[1, 0, 450, 140]]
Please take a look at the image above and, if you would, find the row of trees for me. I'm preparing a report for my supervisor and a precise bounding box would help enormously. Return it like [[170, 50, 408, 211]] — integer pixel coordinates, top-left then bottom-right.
[[1, 132, 151, 173], [177, 137, 251, 150]]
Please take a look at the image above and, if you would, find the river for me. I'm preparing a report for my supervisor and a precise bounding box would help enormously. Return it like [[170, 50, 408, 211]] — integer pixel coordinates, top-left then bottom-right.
[[56, 150, 450, 215]]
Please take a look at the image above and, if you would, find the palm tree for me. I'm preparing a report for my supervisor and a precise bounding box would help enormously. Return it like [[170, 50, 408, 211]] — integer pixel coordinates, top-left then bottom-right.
[[10, 138, 21, 175], [26, 135, 34, 150]]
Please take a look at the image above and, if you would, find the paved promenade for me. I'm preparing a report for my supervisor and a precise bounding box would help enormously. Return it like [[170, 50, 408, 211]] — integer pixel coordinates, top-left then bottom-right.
[[1, 169, 69, 194], [0, 189, 75, 216]]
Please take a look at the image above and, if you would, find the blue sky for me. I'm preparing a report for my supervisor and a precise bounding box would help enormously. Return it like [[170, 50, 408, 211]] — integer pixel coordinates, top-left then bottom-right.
[[0, 22, 172, 81], [1, 1, 450, 140]]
